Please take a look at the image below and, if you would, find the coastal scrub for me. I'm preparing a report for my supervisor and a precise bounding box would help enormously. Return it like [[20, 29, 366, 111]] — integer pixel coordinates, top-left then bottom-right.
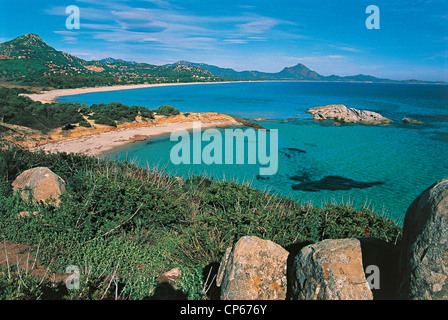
[[0, 144, 402, 299]]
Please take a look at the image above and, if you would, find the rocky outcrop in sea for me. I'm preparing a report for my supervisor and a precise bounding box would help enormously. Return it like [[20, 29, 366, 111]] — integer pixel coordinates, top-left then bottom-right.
[[305, 104, 393, 125]]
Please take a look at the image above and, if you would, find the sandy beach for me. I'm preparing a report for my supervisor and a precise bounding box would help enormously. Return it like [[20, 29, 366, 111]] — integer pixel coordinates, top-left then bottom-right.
[[31, 114, 242, 157], [20, 81, 255, 157], [23, 81, 237, 103]]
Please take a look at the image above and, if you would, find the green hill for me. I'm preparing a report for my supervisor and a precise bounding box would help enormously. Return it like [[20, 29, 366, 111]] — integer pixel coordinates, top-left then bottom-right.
[[0, 34, 222, 88]]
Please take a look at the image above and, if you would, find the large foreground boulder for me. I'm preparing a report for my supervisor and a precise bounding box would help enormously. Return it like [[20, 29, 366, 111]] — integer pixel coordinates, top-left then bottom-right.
[[12, 167, 66, 206], [291, 238, 373, 300], [306, 104, 393, 125], [218, 236, 289, 300], [398, 178, 448, 300]]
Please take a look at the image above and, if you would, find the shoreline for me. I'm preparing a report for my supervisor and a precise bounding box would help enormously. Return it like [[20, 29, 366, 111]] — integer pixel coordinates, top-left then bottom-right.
[[22, 81, 246, 103], [23, 79, 448, 104], [31, 115, 243, 157], [22, 81, 267, 157]]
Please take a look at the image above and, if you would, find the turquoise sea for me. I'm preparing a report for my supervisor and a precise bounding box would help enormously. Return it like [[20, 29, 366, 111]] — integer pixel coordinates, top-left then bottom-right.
[[58, 81, 448, 223]]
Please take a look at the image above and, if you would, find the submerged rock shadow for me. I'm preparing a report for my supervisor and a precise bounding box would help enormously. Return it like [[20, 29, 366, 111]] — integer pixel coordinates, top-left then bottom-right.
[[291, 175, 384, 192]]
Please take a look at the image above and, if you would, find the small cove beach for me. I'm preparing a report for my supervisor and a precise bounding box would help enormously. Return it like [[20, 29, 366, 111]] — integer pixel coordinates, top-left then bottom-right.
[[24, 81, 249, 156]]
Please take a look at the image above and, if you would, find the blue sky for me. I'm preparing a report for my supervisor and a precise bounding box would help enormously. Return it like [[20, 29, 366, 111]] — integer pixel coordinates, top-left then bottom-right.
[[1, 0, 447, 81]]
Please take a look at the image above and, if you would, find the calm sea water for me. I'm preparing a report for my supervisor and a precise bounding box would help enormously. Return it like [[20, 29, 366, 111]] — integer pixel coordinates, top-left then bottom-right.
[[58, 81, 448, 223]]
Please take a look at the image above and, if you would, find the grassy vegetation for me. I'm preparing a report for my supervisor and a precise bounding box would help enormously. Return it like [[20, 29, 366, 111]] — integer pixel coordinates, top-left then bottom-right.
[[0, 144, 403, 300]]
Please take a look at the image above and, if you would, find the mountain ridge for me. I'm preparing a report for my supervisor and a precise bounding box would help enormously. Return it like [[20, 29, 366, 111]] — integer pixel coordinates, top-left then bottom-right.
[[98, 57, 138, 65], [0, 34, 444, 87], [166, 60, 445, 84], [165, 60, 323, 81]]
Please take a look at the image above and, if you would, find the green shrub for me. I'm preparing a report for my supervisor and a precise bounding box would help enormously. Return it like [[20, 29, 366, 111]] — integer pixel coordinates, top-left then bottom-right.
[[90, 102, 137, 123], [0, 88, 156, 132], [94, 116, 117, 127], [0, 88, 85, 132], [155, 105, 180, 116], [78, 120, 92, 128], [132, 105, 154, 119], [195, 180, 403, 247]]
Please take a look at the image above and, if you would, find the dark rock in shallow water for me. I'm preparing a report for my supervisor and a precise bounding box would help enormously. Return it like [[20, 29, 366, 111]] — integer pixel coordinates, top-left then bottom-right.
[[430, 132, 448, 143], [280, 148, 307, 159], [256, 174, 270, 180], [414, 114, 448, 123], [289, 173, 311, 182], [402, 118, 423, 124], [291, 175, 384, 192], [279, 151, 291, 159], [304, 142, 317, 147], [285, 147, 307, 154]]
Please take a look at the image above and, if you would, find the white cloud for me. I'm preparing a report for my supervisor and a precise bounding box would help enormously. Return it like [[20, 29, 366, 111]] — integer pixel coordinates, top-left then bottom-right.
[[44, 6, 113, 21], [237, 17, 279, 34], [91, 31, 159, 43], [330, 45, 362, 53], [54, 30, 79, 36], [63, 36, 78, 44], [287, 55, 347, 64], [425, 51, 448, 59], [80, 23, 117, 30], [238, 5, 256, 10], [143, 0, 172, 9], [44, 2, 303, 65], [327, 55, 345, 59], [224, 39, 248, 44]]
